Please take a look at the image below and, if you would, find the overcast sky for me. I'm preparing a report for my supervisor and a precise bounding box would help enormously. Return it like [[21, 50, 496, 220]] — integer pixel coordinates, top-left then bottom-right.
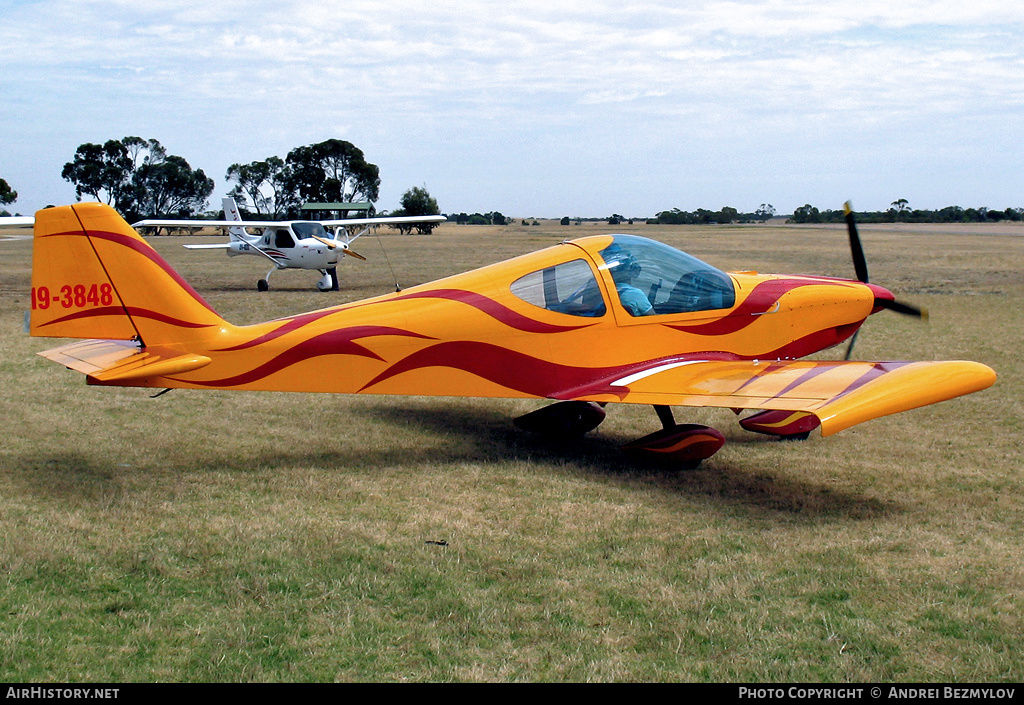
[[2, 0, 1022, 218]]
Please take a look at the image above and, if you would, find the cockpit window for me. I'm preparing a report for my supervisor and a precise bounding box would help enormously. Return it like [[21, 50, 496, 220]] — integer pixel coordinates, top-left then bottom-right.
[[599, 235, 735, 316], [272, 229, 294, 249], [511, 259, 606, 317], [291, 222, 330, 240]]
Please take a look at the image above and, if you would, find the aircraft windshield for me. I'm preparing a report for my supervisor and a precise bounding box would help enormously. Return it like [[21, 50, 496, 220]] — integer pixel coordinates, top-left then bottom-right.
[[291, 222, 330, 240], [599, 235, 735, 316]]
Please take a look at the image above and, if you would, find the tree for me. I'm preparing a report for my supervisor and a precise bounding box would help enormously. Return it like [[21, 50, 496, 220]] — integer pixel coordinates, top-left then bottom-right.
[[717, 206, 738, 224], [888, 198, 910, 222], [0, 178, 16, 206], [285, 139, 380, 207], [390, 186, 441, 234], [791, 204, 820, 223], [755, 203, 776, 221], [62, 136, 213, 220], [225, 156, 296, 218], [134, 155, 214, 219], [61, 139, 135, 211]]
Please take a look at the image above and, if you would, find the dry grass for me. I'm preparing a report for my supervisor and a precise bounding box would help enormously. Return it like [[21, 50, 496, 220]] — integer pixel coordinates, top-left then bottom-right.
[[0, 219, 1021, 682]]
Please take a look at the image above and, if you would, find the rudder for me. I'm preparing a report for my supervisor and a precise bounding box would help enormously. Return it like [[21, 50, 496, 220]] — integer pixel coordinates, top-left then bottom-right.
[[30, 202, 226, 345]]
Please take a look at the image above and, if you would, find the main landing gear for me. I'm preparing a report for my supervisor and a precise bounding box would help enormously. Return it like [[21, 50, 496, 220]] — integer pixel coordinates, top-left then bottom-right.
[[257, 266, 275, 291], [514, 402, 821, 468], [257, 267, 339, 292], [514, 401, 725, 468]]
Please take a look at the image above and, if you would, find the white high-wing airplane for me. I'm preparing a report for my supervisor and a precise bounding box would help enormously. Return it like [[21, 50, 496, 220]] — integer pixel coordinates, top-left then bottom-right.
[[133, 197, 446, 291]]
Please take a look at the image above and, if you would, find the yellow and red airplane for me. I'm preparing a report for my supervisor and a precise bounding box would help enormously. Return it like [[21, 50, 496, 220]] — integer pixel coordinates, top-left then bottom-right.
[[27, 202, 995, 465]]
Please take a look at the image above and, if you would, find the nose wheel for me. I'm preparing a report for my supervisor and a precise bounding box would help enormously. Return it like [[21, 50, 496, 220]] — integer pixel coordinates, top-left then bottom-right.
[[316, 267, 340, 291]]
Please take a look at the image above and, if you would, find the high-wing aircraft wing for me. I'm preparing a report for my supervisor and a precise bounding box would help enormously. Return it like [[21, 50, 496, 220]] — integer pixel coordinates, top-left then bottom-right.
[[562, 357, 995, 436], [132, 215, 446, 230], [317, 215, 447, 227]]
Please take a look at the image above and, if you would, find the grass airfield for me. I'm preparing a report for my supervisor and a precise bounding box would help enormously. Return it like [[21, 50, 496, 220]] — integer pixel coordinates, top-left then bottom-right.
[[0, 217, 1021, 682]]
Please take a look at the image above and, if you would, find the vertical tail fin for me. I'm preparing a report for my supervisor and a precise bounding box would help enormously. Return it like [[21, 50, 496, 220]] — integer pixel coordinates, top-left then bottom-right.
[[221, 196, 250, 241], [30, 202, 227, 346]]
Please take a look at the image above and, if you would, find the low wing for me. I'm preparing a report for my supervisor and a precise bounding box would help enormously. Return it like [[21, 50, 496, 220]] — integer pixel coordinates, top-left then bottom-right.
[[566, 358, 996, 436], [0, 216, 35, 227], [183, 243, 231, 250]]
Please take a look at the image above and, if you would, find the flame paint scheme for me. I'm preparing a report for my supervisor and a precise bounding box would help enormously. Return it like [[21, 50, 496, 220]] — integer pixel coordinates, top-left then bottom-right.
[[29, 203, 995, 463]]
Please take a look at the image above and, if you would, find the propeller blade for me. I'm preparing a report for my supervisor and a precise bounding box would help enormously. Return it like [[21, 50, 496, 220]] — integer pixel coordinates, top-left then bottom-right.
[[310, 233, 366, 260], [877, 297, 929, 320], [843, 330, 860, 361], [310, 234, 339, 249], [844, 201, 870, 283]]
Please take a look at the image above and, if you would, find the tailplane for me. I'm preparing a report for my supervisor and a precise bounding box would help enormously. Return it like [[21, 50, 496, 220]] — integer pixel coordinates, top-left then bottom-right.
[[30, 202, 227, 346]]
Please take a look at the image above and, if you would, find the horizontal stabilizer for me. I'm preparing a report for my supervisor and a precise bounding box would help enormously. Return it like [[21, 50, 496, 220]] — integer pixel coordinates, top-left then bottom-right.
[[39, 339, 211, 382]]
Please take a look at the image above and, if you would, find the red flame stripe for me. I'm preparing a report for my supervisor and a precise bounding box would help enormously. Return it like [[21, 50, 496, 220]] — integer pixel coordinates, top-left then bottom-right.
[[37, 306, 217, 329], [394, 289, 596, 334], [178, 328, 394, 387], [831, 362, 912, 400], [666, 279, 849, 336], [360, 341, 631, 398], [82, 229, 218, 314]]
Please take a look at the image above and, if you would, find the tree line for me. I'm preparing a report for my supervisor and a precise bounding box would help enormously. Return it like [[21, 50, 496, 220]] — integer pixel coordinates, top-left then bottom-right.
[[7, 148, 1022, 227], [649, 201, 1023, 225], [790, 201, 1023, 224], [2, 136, 441, 228], [649, 204, 777, 225]]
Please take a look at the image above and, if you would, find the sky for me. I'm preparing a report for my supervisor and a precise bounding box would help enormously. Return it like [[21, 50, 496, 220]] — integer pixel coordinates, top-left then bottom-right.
[[2, 0, 1022, 218]]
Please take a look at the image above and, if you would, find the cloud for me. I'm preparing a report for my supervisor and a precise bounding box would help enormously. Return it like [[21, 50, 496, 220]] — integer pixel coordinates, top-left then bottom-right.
[[2, 1, 1022, 215]]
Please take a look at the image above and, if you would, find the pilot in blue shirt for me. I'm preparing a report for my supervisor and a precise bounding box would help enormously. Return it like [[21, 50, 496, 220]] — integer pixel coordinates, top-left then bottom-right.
[[604, 247, 653, 316]]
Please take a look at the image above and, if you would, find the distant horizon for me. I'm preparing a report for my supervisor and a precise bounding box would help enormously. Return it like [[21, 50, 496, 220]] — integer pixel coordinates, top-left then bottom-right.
[[7, 199, 1024, 223]]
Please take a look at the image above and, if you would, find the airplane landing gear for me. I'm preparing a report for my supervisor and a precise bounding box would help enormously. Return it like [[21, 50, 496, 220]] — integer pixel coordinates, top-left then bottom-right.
[[514, 400, 606, 438], [514, 402, 725, 468], [257, 266, 276, 291], [621, 405, 725, 468], [316, 267, 340, 291]]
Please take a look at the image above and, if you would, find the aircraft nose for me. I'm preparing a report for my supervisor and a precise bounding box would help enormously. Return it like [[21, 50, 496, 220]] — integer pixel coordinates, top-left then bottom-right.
[[864, 282, 927, 319], [866, 282, 895, 306]]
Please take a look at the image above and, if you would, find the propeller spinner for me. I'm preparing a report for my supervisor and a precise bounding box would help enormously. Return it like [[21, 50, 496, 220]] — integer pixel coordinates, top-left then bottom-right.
[[310, 234, 366, 260]]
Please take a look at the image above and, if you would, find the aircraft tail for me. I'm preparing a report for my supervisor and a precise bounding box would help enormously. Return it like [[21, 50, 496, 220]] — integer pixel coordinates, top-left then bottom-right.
[[30, 202, 228, 346], [221, 196, 250, 241]]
